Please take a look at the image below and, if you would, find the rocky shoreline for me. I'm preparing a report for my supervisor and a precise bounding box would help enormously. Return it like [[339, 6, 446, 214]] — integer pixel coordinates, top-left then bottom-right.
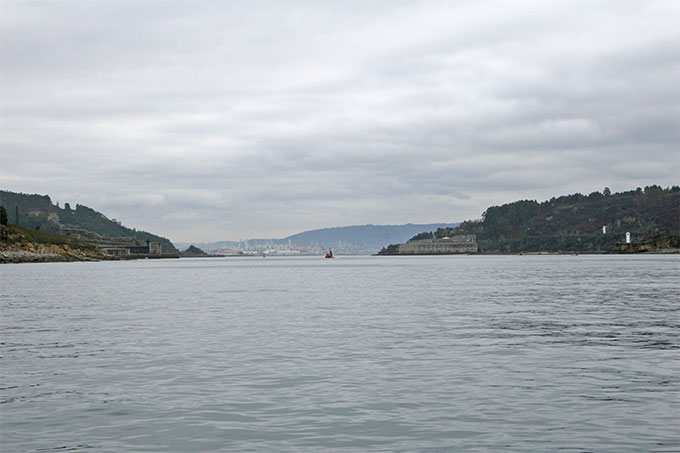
[[0, 223, 120, 264], [0, 243, 117, 264], [2, 251, 95, 263]]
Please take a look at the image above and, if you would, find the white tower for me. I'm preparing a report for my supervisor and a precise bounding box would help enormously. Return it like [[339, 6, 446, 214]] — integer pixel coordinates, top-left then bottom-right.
[[625, 232, 631, 244], [602, 226, 607, 234]]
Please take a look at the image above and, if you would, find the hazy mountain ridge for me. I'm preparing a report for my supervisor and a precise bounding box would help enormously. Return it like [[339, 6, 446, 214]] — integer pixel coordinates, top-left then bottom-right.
[[283, 223, 460, 252], [176, 223, 460, 254], [0, 190, 175, 248]]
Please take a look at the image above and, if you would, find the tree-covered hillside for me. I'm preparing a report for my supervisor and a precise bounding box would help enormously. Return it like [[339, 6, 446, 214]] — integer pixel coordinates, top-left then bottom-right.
[[0, 190, 175, 248], [419, 186, 679, 253]]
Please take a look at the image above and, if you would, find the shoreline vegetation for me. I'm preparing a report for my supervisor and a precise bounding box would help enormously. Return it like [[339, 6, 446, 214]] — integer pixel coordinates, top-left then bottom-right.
[[0, 191, 180, 263], [2, 185, 679, 263], [379, 185, 679, 256], [375, 231, 680, 256], [3, 223, 677, 264], [0, 190, 174, 248]]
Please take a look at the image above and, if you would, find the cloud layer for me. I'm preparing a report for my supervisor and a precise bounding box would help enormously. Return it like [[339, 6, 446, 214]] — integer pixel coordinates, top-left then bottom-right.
[[1, 0, 678, 241]]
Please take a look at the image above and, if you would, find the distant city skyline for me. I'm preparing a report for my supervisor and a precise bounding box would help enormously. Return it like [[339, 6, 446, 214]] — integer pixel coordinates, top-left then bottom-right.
[[1, 1, 678, 242]]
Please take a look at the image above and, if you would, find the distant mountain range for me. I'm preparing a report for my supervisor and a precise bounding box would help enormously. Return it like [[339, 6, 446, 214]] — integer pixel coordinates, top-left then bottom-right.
[[176, 223, 460, 254], [0, 190, 175, 248]]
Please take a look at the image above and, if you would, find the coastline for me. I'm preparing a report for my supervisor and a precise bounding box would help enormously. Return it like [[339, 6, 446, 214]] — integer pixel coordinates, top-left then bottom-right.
[[375, 249, 679, 256], [4, 247, 678, 263], [0, 224, 181, 263], [0, 244, 118, 264]]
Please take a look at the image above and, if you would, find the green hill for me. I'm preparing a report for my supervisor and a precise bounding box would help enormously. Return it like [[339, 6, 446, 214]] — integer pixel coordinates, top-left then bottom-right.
[[0, 190, 175, 248], [401, 185, 680, 253]]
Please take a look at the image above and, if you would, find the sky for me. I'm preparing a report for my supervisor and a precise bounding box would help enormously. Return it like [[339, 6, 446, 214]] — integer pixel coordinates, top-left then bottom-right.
[[1, 0, 678, 242]]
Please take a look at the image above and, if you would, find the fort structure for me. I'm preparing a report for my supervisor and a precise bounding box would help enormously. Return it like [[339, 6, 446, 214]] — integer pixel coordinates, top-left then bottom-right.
[[61, 227, 175, 258], [397, 234, 478, 254]]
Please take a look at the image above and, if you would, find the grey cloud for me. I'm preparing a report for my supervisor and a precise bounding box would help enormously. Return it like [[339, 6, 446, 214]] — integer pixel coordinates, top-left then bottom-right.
[[1, 0, 677, 241]]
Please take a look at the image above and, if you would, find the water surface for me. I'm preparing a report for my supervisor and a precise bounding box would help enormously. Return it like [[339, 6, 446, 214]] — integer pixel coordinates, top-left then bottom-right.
[[1, 255, 678, 451]]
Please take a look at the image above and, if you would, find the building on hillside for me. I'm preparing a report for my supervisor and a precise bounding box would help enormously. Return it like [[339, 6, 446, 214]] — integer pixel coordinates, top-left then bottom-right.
[[61, 227, 169, 257], [398, 235, 478, 254]]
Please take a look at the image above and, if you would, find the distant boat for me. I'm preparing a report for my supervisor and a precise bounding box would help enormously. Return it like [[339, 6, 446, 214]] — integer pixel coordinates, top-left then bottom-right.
[[325, 249, 334, 259]]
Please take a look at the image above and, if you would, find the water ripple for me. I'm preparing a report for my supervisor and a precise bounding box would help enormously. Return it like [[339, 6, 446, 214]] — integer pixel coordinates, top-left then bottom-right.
[[1, 255, 678, 451]]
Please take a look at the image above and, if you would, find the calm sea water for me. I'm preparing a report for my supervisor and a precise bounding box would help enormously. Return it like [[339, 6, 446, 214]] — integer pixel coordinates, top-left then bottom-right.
[[1, 255, 678, 452]]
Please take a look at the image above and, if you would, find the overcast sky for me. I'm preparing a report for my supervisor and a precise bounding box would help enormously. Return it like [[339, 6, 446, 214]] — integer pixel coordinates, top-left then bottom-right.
[[1, 0, 678, 242]]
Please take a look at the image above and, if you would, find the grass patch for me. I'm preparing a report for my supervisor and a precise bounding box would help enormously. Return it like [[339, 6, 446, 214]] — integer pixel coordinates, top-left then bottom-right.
[[2, 224, 97, 250]]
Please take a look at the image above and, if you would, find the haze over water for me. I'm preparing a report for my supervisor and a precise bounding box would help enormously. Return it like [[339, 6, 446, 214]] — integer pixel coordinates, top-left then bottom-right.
[[1, 255, 678, 451]]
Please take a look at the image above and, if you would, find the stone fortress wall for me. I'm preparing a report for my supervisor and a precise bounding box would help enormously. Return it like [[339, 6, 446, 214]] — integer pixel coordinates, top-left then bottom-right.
[[60, 227, 168, 257], [398, 234, 478, 254]]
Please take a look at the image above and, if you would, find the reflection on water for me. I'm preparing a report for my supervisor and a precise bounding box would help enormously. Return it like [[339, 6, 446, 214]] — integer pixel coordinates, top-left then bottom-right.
[[1, 255, 678, 451]]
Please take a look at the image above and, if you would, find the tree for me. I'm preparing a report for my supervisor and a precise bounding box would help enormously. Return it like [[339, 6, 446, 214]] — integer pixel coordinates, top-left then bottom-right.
[[603, 187, 611, 196], [409, 231, 434, 241], [0, 206, 7, 226]]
